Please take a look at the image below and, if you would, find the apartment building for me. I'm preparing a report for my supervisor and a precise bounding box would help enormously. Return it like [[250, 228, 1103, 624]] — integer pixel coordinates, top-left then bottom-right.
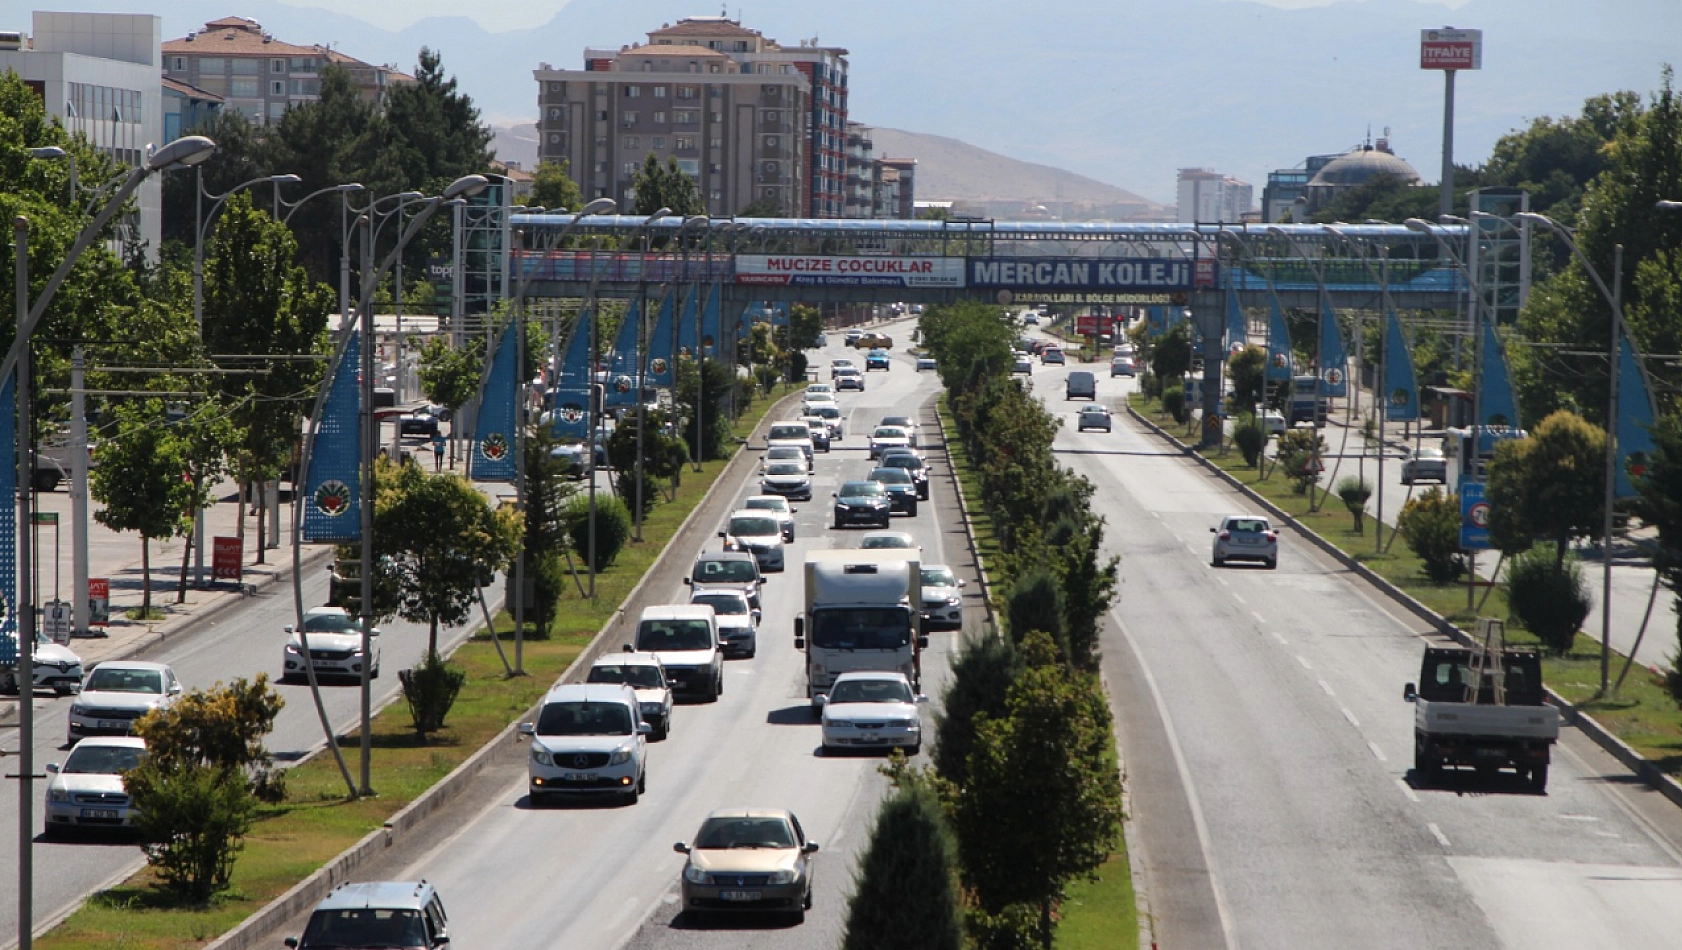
[[535, 15, 851, 217], [874, 157, 917, 219], [1175, 167, 1253, 223], [162, 16, 410, 126]]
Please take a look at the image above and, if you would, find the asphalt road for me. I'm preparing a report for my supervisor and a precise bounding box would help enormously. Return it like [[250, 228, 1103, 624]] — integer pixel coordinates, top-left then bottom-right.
[[1024, 347, 1682, 950]]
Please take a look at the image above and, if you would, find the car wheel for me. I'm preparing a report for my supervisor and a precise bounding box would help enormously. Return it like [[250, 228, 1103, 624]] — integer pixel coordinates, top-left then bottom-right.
[[623, 784, 640, 806], [279, 672, 300, 686], [638, 769, 647, 794], [655, 723, 669, 741], [1529, 763, 1549, 792], [1211, 556, 1224, 567], [1266, 558, 1278, 570], [803, 886, 814, 910], [32, 471, 61, 493], [907, 501, 918, 517]]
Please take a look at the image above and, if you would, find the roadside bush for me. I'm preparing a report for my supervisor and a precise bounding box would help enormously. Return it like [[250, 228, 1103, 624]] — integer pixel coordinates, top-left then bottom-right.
[[1140, 371, 1161, 400], [1336, 476, 1373, 534], [1276, 428, 1325, 495], [561, 493, 633, 570], [1005, 567, 1065, 651], [1506, 543, 1592, 655], [1397, 488, 1465, 583], [526, 551, 568, 638], [934, 632, 1020, 787], [1162, 384, 1186, 423], [755, 364, 781, 394], [399, 650, 467, 737], [1233, 413, 1267, 467], [785, 350, 809, 384], [126, 761, 256, 902], [842, 782, 964, 950], [612, 468, 663, 519]]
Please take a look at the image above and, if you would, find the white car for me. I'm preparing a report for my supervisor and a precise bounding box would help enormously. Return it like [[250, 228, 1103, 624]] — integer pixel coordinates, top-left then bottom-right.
[[802, 392, 837, 410], [801, 416, 832, 452], [860, 531, 917, 551], [282, 606, 381, 684], [743, 494, 797, 542], [805, 383, 835, 399], [807, 403, 845, 440], [586, 650, 674, 740], [762, 444, 812, 474], [520, 682, 650, 805], [689, 589, 758, 658], [633, 605, 724, 700], [879, 416, 919, 449], [830, 358, 857, 379], [68, 661, 181, 740], [920, 565, 965, 630], [868, 425, 912, 460], [723, 509, 787, 573], [43, 736, 146, 838], [834, 367, 865, 392], [1211, 514, 1279, 569], [29, 636, 85, 695], [760, 460, 813, 501], [1262, 411, 1287, 436], [820, 671, 926, 754], [1076, 405, 1113, 432], [1400, 446, 1449, 485]]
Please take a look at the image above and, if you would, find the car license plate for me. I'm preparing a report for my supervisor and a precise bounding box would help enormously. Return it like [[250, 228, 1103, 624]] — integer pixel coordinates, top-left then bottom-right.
[[1237, 537, 1257, 545], [562, 772, 593, 782], [80, 808, 118, 820], [1474, 747, 1505, 759], [97, 720, 127, 730], [720, 891, 762, 901]]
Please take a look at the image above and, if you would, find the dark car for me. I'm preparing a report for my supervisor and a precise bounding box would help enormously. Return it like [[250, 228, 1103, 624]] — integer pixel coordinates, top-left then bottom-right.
[[397, 412, 441, 438], [865, 348, 891, 371], [876, 449, 929, 500], [868, 467, 919, 517], [832, 480, 892, 529]]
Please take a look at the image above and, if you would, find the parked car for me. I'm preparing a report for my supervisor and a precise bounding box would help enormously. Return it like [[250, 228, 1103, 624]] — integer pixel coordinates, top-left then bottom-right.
[[43, 736, 146, 838], [919, 565, 965, 630], [1401, 446, 1449, 485], [67, 661, 181, 740], [832, 481, 892, 529], [633, 604, 725, 701], [864, 348, 892, 371], [1210, 514, 1278, 569], [742, 494, 797, 542], [820, 671, 926, 754], [1110, 355, 1136, 377], [1076, 405, 1113, 432], [286, 881, 452, 950], [868, 466, 919, 517], [586, 650, 674, 740], [282, 606, 380, 684], [673, 808, 819, 923], [25, 635, 84, 695], [689, 589, 758, 659]]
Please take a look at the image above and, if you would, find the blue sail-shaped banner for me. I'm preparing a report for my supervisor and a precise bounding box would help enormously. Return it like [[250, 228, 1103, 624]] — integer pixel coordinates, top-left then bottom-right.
[[1226, 292, 1248, 353], [469, 321, 519, 483], [677, 286, 700, 357], [1318, 302, 1348, 397], [550, 311, 592, 442], [1383, 309, 1420, 422], [647, 290, 676, 389], [0, 376, 14, 663], [606, 299, 642, 407], [1479, 319, 1521, 429], [302, 330, 363, 543], [1266, 297, 1293, 382], [702, 284, 721, 353], [1615, 331, 1659, 499]]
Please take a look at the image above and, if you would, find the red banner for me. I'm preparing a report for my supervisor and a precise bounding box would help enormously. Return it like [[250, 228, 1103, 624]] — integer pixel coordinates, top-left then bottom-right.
[[213, 536, 243, 582], [88, 577, 109, 627]]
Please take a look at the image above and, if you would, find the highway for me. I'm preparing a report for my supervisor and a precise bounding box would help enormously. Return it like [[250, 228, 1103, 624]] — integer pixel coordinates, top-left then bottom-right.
[[1025, 345, 1682, 950]]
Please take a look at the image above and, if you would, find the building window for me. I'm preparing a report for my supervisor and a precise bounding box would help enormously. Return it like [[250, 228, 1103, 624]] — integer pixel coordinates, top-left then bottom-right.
[[171, 56, 185, 70], [734, 41, 749, 51], [709, 138, 723, 149], [289, 79, 320, 96], [676, 159, 699, 175], [708, 85, 722, 97], [624, 136, 640, 149], [198, 57, 226, 74], [709, 112, 722, 123], [654, 86, 667, 98], [653, 112, 666, 124], [595, 162, 607, 174], [547, 106, 562, 120], [709, 163, 722, 174], [268, 101, 287, 120], [272, 80, 285, 95], [652, 137, 666, 149], [290, 57, 319, 72], [674, 111, 696, 124], [675, 136, 695, 150], [232, 78, 260, 98], [624, 86, 640, 97], [594, 136, 607, 147], [622, 111, 637, 126], [231, 58, 260, 76], [597, 110, 609, 120], [622, 162, 637, 176], [677, 86, 698, 99], [271, 58, 285, 73]]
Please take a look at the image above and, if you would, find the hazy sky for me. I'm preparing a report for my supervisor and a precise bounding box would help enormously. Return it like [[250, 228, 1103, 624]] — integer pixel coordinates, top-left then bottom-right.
[[294, 0, 1473, 34]]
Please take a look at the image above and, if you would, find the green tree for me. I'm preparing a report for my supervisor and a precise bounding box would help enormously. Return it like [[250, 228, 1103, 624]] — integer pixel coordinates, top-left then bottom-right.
[[1337, 476, 1373, 534], [159, 107, 268, 247], [933, 632, 1019, 787], [529, 159, 585, 213], [1397, 488, 1465, 583], [560, 492, 633, 570], [1151, 320, 1194, 387], [631, 154, 704, 219], [1006, 568, 1064, 650], [90, 402, 199, 616], [786, 302, 825, 351], [419, 334, 483, 464], [1227, 344, 1267, 411], [1633, 413, 1682, 702], [842, 781, 965, 950], [1049, 514, 1118, 671], [736, 196, 784, 217], [676, 356, 734, 462], [380, 48, 494, 187], [522, 427, 578, 634], [955, 633, 1124, 949], [1484, 410, 1606, 570], [1506, 543, 1592, 655]]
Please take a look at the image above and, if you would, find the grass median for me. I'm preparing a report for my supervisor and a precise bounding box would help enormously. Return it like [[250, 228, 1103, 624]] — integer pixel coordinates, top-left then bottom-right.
[[38, 390, 792, 950], [1129, 392, 1682, 781]]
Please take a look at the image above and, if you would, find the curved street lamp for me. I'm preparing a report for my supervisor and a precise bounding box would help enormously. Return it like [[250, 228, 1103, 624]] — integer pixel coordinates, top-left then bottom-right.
[[632, 208, 673, 541], [278, 183, 366, 323]]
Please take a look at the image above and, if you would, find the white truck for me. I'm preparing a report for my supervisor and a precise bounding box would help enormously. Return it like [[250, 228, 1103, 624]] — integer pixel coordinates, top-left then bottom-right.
[[793, 550, 927, 710], [1404, 642, 1559, 792]]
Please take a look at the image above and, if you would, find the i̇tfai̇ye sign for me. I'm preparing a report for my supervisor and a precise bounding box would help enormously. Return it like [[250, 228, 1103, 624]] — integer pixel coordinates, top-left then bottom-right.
[[1420, 28, 1481, 70]]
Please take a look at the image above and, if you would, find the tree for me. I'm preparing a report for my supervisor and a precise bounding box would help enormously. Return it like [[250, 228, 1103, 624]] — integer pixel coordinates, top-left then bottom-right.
[[933, 632, 1019, 787], [1227, 344, 1267, 411], [955, 632, 1124, 949], [1151, 320, 1194, 387], [523, 427, 579, 634], [1397, 488, 1465, 583], [631, 154, 704, 219], [91, 402, 199, 616], [786, 303, 825, 352], [419, 334, 483, 462], [380, 48, 494, 186], [1634, 413, 1682, 702], [842, 781, 965, 950], [1484, 410, 1606, 570], [530, 159, 585, 214], [736, 196, 784, 217], [159, 107, 268, 247], [1049, 515, 1118, 670], [675, 356, 734, 462], [1505, 543, 1592, 654]]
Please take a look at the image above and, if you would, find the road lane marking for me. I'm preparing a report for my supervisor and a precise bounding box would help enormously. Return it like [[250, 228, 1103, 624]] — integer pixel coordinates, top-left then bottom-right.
[[1558, 814, 1600, 822], [1296, 654, 1314, 670], [1214, 575, 1228, 587], [1271, 631, 1289, 646], [1317, 679, 1336, 697], [1367, 741, 1388, 762], [1428, 823, 1451, 849], [1231, 591, 1247, 604], [1341, 707, 1360, 728], [1252, 610, 1267, 624], [1395, 779, 1420, 803]]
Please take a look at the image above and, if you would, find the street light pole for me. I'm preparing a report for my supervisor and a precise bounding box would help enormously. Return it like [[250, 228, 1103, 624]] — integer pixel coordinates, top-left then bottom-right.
[[632, 208, 672, 542]]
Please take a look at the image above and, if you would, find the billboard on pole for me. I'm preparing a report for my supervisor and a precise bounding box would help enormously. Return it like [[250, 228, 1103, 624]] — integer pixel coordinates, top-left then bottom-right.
[[1420, 28, 1482, 70]]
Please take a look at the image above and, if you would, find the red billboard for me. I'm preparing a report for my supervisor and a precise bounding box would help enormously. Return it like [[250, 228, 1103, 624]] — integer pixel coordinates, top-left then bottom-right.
[[213, 536, 243, 582], [1420, 28, 1482, 70]]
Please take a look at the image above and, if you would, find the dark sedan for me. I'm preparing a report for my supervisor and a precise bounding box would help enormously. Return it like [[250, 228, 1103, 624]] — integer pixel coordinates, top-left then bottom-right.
[[876, 449, 929, 500], [832, 480, 892, 529], [869, 467, 919, 517]]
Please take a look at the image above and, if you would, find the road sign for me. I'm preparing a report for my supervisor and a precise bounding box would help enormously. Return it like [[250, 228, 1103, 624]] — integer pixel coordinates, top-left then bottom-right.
[[1420, 28, 1482, 70], [43, 600, 71, 644], [31, 511, 57, 525], [213, 536, 243, 582], [1460, 482, 1492, 550], [88, 577, 109, 627]]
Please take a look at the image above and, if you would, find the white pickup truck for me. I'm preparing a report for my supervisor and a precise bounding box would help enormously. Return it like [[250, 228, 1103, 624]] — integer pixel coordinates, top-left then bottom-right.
[[1404, 645, 1559, 792]]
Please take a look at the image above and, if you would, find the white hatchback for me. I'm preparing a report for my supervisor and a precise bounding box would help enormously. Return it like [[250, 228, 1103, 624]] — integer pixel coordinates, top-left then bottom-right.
[[1211, 514, 1278, 569]]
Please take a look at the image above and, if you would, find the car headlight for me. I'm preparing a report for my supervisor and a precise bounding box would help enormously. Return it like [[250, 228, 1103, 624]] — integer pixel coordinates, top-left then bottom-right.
[[532, 749, 553, 767], [284, 643, 302, 656], [47, 787, 68, 802], [640, 702, 663, 715], [70, 704, 89, 717], [947, 595, 962, 606], [824, 718, 848, 729], [684, 864, 709, 884], [610, 746, 634, 766], [768, 869, 797, 885]]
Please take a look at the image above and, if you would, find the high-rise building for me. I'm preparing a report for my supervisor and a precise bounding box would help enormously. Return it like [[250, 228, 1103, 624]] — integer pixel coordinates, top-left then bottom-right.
[[535, 16, 852, 217], [1175, 168, 1252, 223], [874, 157, 917, 219], [162, 17, 412, 126], [844, 121, 875, 217]]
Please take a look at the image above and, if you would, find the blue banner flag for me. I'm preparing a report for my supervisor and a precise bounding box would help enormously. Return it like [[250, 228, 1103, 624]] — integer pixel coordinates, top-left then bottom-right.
[[1479, 319, 1520, 429], [1615, 331, 1658, 499], [302, 330, 363, 543], [1225, 292, 1248, 352], [702, 285, 722, 353], [0, 376, 14, 664], [1383, 310, 1420, 422], [1266, 297, 1293, 382], [677, 286, 699, 357], [1318, 302, 1348, 397], [550, 311, 592, 442], [606, 299, 642, 407], [470, 321, 519, 483], [1146, 305, 1166, 338], [646, 290, 676, 390]]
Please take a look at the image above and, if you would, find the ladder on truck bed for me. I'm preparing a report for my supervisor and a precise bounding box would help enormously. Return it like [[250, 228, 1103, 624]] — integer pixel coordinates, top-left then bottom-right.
[[1466, 617, 1507, 705]]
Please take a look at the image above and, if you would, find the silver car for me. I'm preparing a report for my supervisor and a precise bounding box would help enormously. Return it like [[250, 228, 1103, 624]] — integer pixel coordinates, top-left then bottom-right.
[[1210, 515, 1278, 569], [43, 736, 146, 838], [919, 565, 965, 630], [1400, 446, 1448, 485]]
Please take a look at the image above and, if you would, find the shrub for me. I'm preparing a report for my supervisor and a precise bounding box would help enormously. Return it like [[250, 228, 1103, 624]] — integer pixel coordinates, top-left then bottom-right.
[[126, 760, 256, 902], [399, 650, 467, 737], [561, 493, 633, 570], [934, 632, 1020, 787], [755, 364, 781, 394], [1276, 428, 1325, 495], [1336, 476, 1373, 534], [612, 467, 662, 519], [1005, 567, 1065, 652], [1397, 488, 1465, 583], [526, 551, 568, 638], [1140, 371, 1161, 400], [841, 783, 964, 950], [1233, 413, 1267, 467], [1506, 543, 1592, 655], [1162, 384, 1186, 423], [785, 350, 809, 384]]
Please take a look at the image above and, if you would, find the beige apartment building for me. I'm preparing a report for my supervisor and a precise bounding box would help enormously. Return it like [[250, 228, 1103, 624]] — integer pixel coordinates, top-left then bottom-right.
[[535, 16, 853, 217], [162, 16, 410, 126]]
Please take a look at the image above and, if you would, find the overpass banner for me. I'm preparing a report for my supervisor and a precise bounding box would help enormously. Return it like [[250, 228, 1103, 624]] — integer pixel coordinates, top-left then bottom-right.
[[735, 255, 965, 288], [969, 258, 1197, 294]]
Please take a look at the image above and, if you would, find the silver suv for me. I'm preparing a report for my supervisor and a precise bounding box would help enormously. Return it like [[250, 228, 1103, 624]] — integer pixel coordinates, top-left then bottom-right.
[[520, 682, 651, 805], [287, 881, 451, 950]]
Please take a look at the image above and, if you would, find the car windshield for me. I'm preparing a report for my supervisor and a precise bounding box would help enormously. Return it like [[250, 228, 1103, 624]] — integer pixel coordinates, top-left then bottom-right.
[[729, 516, 780, 537], [811, 608, 911, 649], [870, 468, 912, 485], [862, 535, 913, 549], [694, 558, 757, 583], [769, 426, 810, 441], [873, 427, 907, 439], [881, 454, 922, 471], [302, 908, 428, 949], [695, 816, 796, 850], [1082, 407, 1107, 416], [922, 567, 956, 587], [766, 447, 804, 460], [766, 462, 806, 476], [1415, 448, 1444, 459], [302, 613, 360, 634], [84, 668, 162, 694], [636, 619, 714, 651], [829, 678, 914, 704], [814, 406, 840, 419], [535, 700, 635, 736], [692, 594, 748, 615], [1228, 518, 1270, 534], [63, 744, 144, 774], [745, 498, 789, 513], [587, 665, 666, 689], [881, 417, 912, 428], [841, 481, 884, 497]]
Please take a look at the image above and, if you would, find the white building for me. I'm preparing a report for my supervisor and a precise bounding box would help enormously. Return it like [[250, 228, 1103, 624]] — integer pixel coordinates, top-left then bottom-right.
[[1175, 168, 1253, 224], [0, 12, 165, 257]]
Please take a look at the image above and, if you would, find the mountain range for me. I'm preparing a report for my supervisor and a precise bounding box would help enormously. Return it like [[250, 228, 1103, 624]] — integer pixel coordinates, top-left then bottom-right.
[[4, 0, 1676, 205]]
